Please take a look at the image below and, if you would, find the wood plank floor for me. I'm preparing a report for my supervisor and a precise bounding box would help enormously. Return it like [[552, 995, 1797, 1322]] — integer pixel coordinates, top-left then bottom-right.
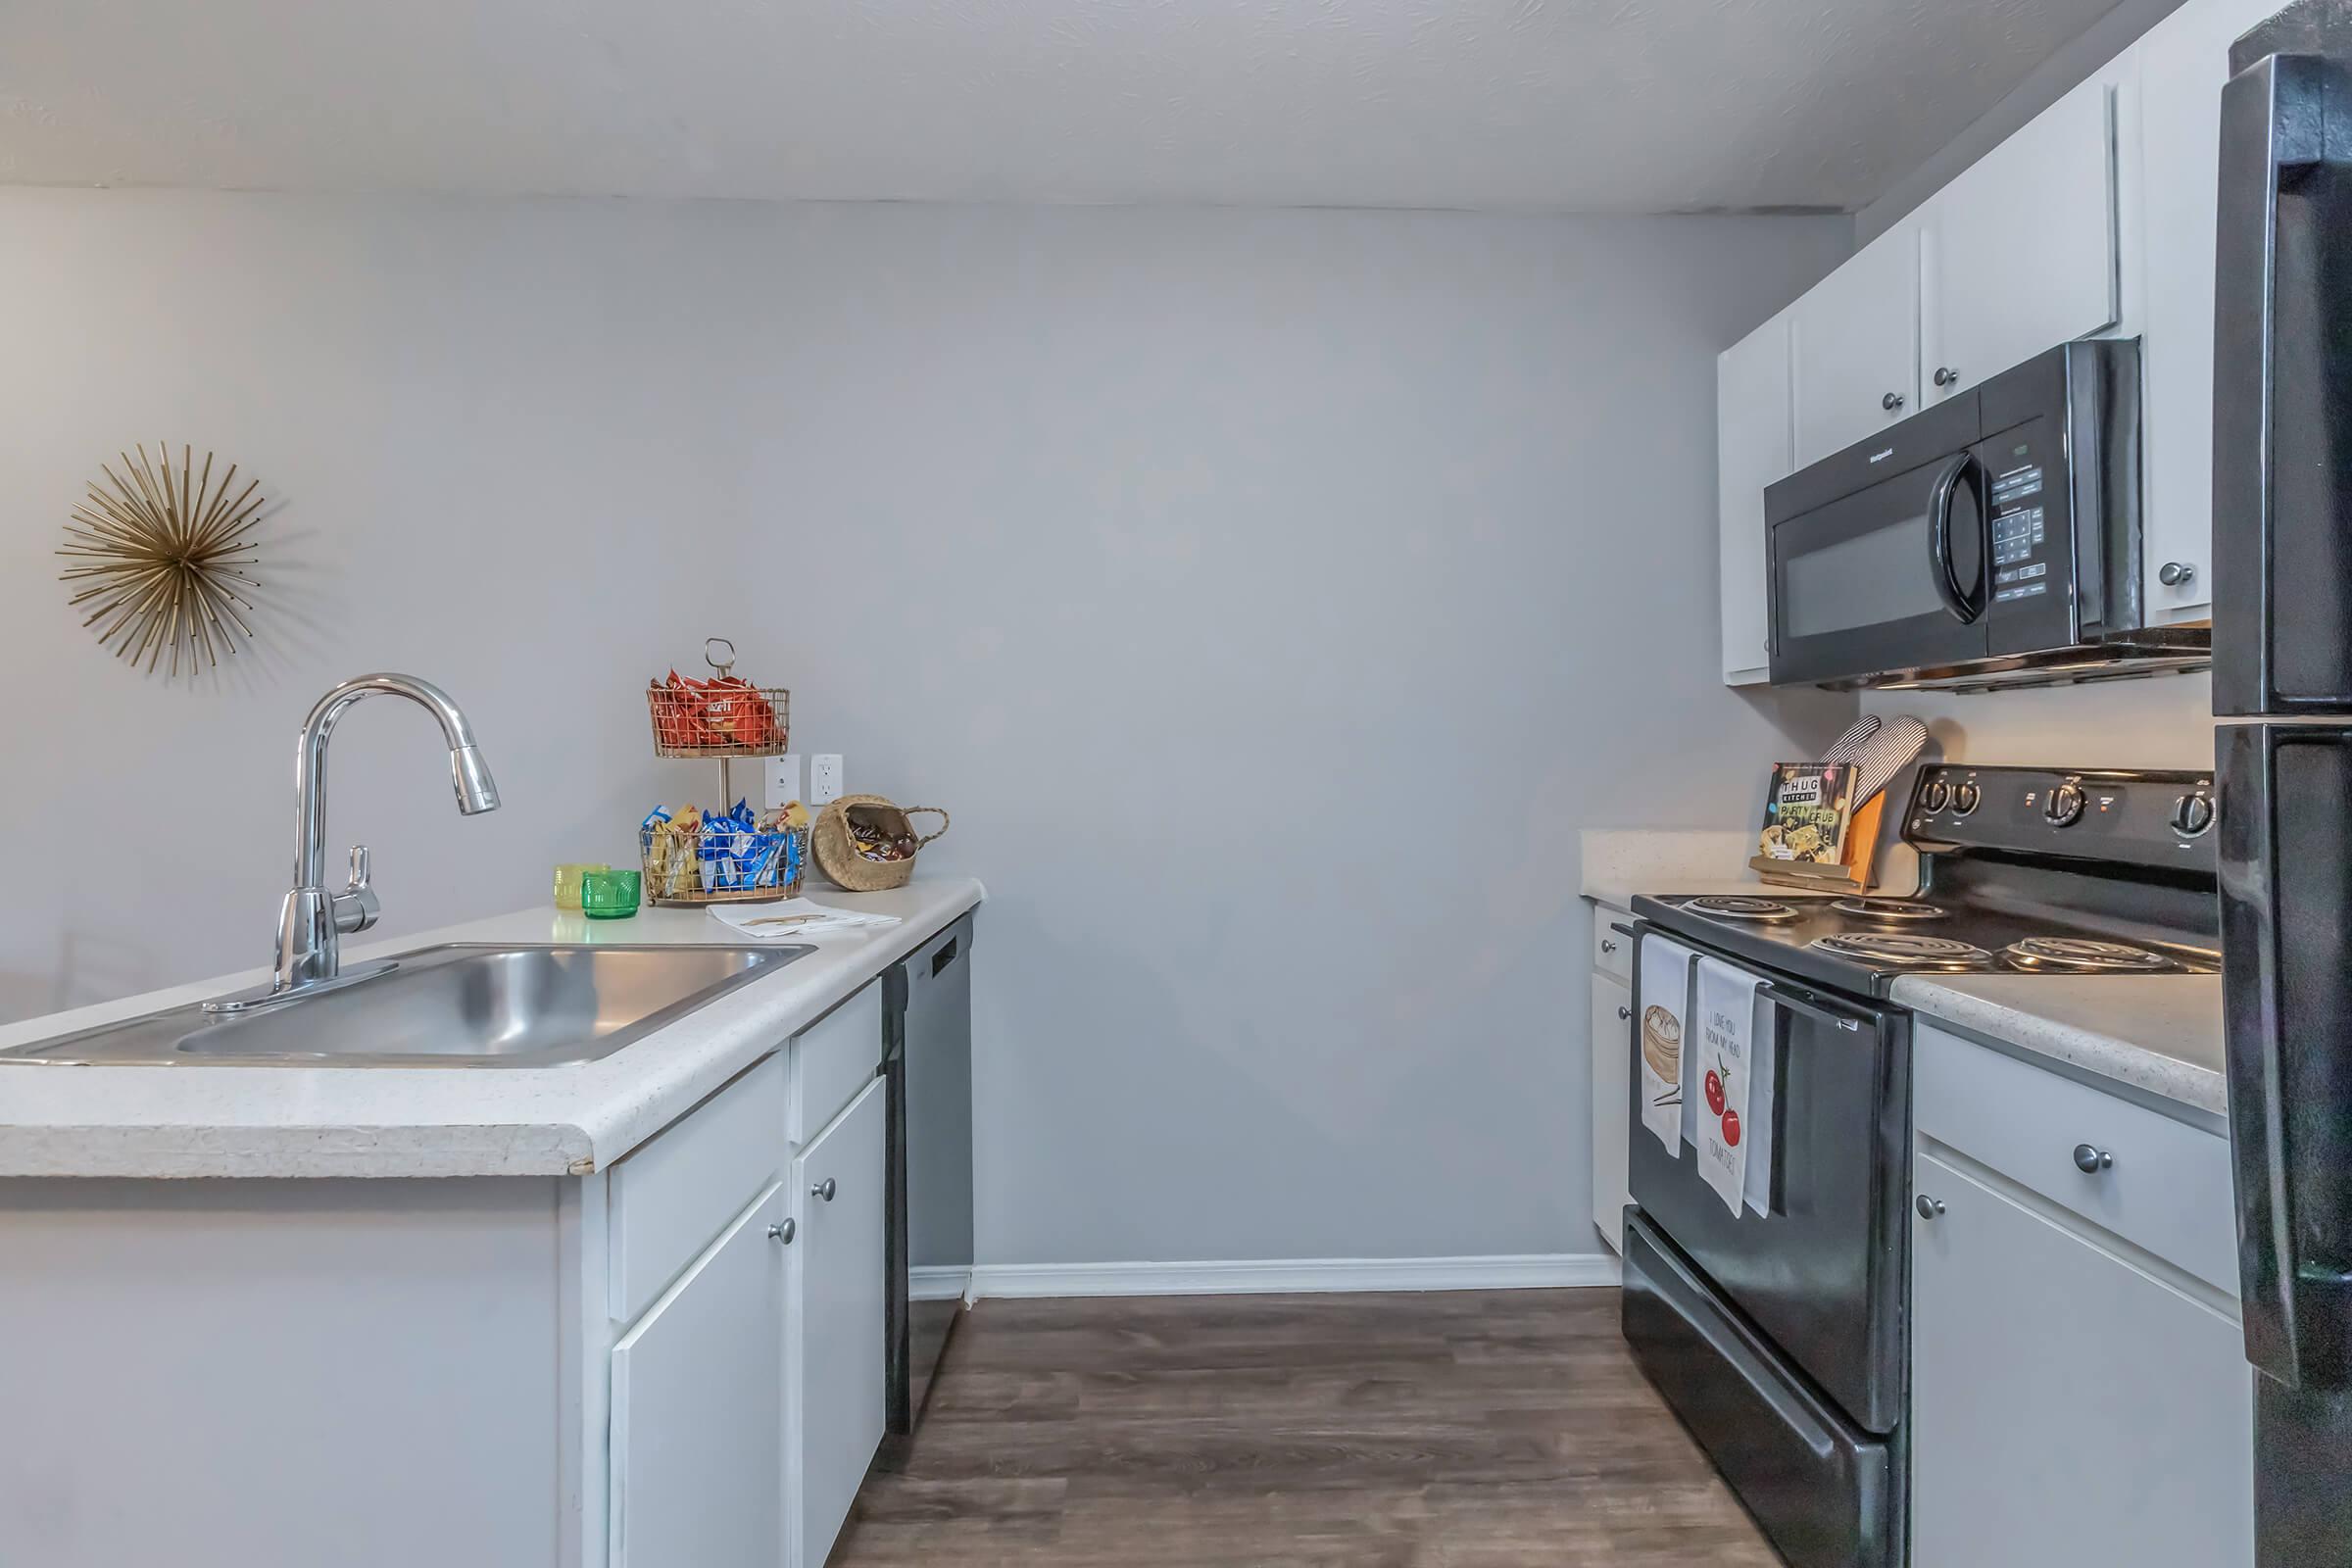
[[833, 1288, 1777, 1566]]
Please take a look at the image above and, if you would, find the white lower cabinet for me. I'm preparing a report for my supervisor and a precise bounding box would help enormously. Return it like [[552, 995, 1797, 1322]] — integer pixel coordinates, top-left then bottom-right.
[[793, 1077, 889, 1568], [611, 1183, 790, 1568], [1589, 970, 1632, 1252], [1910, 1026, 2253, 1567]]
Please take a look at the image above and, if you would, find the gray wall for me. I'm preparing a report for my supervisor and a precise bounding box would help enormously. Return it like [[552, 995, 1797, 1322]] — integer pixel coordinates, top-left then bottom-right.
[[1856, 0, 2195, 244], [0, 190, 1851, 1263]]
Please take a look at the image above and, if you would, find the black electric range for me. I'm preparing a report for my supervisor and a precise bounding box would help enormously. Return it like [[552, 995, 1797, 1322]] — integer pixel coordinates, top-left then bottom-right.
[[1635, 764, 2220, 1000], [1617, 764, 2220, 1568]]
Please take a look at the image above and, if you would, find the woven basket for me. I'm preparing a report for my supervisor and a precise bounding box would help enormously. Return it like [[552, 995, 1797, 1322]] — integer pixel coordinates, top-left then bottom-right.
[[812, 795, 950, 892]]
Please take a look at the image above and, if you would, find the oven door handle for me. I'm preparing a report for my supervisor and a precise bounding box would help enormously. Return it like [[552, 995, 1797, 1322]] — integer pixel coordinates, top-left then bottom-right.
[[1927, 453, 1984, 624], [1758, 980, 1872, 1033]]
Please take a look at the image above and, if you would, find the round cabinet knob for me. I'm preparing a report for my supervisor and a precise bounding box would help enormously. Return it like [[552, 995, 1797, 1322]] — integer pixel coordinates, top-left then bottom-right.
[[1934, 366, 1962, 388], [2158, 561, 2197, 588], [768, 1218, 797, 1245], [2172, 794, 2216, 837], [811, 1177, 838, 1202], [1617, 1004, 1633, 1021], [1921, 779, 1951, 812], [1915, 1195, 1947, 1220], [1952, 781, 1981, 816], [1600, 939, 1618, 955], [2044, 782, 2085, 827], [1883, 391, 1907, 412], [2073, 1144, 2115, 1174]]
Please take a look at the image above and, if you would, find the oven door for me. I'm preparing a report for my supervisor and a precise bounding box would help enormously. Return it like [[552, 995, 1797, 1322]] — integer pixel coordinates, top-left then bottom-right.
[[1768, 447, 1989, 686], [1627, 931, 1910, 1434]]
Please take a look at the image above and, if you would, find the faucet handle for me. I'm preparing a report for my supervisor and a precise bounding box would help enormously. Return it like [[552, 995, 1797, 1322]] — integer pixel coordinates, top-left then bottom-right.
[[334, 845, 380, 935]]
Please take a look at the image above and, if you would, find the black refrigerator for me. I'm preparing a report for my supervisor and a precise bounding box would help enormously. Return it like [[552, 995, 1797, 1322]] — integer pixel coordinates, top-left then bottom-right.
[[2211, 17, 2352, 1564]]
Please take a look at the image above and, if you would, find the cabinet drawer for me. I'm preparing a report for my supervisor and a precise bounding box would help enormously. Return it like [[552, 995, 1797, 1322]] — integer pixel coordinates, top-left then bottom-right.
[[611, 1052, 788, 1326], [1914, 1023, 2237, 1294], [793, 980, 884, 1145], [1592, 908, 1635, 982]]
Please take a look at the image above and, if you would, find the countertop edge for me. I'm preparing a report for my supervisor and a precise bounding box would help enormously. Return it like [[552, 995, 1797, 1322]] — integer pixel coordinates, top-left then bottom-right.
[[1891, 974, 2229, 1127], [0, 879, 983, 1181]]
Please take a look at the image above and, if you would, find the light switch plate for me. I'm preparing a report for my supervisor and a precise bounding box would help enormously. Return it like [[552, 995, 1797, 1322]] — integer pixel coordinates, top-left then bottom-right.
[[764, 754, 802, 808], [810, 754, 844, 806]]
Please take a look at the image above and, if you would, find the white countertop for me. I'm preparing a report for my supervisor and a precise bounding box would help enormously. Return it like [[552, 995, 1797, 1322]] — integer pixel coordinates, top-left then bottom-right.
[[1581, 829, 1768, 908], [1892, 972, 2227, 1121], [0, 877, 983, 1180]]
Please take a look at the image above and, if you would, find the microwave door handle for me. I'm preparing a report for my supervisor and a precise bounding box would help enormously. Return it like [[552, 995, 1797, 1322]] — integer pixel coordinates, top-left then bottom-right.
[[1927, 454, 1982, 623]]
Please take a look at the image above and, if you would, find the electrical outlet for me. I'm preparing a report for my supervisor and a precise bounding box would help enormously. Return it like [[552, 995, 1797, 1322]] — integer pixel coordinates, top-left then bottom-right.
[[764, 754, 802, 808], [810, 754, 845, 806]]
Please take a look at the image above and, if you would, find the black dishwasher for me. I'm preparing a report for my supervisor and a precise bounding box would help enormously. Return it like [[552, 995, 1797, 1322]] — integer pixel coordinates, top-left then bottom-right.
[[879, 910, 975, 1467]]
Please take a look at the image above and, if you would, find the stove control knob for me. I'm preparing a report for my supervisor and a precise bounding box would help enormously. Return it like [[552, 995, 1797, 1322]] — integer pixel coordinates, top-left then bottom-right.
[[2044, 782, 2086, 827], [1921, 779, 1951, 812], [2172, 793, 2215, 837], [1952, 781, 1981, 816]]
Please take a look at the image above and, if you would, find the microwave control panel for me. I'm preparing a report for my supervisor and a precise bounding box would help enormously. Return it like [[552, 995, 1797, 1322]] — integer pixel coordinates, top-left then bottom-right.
[[1974, 411, 2078, 651], [1985, 447, 2051, 605]]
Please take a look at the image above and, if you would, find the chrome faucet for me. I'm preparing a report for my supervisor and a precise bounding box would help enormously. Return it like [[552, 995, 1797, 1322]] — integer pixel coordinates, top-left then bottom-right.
[[207, 673, 500, 1014]]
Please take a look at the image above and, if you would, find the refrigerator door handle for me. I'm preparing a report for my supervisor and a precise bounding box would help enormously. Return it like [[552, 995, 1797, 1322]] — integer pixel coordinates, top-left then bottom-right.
[[2220, 724, 2352, 1391]]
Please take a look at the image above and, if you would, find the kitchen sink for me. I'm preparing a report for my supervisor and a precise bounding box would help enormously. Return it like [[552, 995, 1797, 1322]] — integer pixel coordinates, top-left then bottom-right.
[[0, 944, 812, 1068]]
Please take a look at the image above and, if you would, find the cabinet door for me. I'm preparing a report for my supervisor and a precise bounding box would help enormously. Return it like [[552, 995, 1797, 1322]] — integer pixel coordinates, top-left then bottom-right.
[[1718, 311, 1791, 685], [2135, 0, 2276, 624], [1910, 1150, 2253, 1568], [1589, 971, 1633, 1252], [1924, 73, 2121, 406], [794, 1077, 888, 1568], [1791, 223, 1920, 467], [612, 1184, 788, 1568]]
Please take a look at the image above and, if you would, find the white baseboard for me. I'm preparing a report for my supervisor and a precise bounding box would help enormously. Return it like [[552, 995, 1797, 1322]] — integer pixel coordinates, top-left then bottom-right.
[[908, 1265, 972, 1303], [966, 1252, 1621, 1300]]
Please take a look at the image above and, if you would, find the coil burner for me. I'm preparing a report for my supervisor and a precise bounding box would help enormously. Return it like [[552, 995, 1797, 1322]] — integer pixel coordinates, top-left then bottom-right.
[[1830, 898, 1948, 923], [1683, 896, 1802, 924], [1808, 932, 1994, 971], [2002, 936, 2179, 974]]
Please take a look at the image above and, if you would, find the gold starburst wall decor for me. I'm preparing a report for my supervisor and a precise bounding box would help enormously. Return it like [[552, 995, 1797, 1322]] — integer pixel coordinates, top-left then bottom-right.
[[58, 443, 265, 677]]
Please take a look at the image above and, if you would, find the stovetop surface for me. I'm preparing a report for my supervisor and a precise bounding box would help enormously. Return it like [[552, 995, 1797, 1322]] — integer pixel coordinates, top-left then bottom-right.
[[1630, 886, 2220, 1001]]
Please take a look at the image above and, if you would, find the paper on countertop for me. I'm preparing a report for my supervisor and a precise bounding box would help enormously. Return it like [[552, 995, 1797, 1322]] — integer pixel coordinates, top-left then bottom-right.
[[707, 899, 903, 942]]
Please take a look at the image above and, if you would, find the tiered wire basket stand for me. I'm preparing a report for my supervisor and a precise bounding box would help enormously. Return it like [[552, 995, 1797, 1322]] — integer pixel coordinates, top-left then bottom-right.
[[640, 637, 807, 906]]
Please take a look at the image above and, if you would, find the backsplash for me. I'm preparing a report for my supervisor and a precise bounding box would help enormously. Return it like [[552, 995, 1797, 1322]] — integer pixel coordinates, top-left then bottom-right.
[[1862, 671, 2215, 771]]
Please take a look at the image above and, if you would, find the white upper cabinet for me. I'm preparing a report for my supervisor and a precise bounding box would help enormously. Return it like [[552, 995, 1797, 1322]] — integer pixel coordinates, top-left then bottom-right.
[[2133, 0, 2277, 623], [1717, 310, 1791, 685], [1922, 71, 2125, 405], [1791, 222, 1921, 467]]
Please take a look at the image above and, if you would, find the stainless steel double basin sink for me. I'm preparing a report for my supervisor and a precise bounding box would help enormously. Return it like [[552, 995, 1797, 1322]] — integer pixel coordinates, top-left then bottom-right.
[[0, 944, 813, 1068]]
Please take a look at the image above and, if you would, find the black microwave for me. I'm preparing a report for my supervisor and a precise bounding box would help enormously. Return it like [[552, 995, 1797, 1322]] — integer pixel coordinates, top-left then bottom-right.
[[1763, 338, 2209, 690]]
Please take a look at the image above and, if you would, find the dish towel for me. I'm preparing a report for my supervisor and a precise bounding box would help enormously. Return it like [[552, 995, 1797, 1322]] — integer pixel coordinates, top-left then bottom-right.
[[1740, 985, 1776, 1218], [1636, 936, 1697, 1154], [1694, 956, 1772, 1217], [707, 899, 902, 942]]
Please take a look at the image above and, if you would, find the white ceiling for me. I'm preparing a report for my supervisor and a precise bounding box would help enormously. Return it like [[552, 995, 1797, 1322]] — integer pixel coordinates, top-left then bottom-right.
[[2, 0, 2118, 212]]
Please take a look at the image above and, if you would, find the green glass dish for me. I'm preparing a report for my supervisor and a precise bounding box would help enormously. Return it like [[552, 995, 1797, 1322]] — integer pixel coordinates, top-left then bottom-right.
[[579, 868, 642, 920]]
